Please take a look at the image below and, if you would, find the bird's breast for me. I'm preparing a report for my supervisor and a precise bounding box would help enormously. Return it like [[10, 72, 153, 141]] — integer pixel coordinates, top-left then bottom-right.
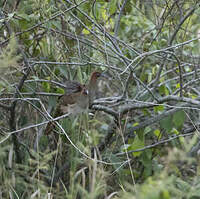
[[60, 103, 87, 115]]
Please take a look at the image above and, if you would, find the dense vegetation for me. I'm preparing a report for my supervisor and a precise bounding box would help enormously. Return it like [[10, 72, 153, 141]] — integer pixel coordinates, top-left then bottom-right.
[[1, 0, 200, 198]]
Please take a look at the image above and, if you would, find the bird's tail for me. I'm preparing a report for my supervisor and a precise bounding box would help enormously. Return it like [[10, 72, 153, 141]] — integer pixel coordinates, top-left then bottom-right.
[[45, 106, 61, 135]]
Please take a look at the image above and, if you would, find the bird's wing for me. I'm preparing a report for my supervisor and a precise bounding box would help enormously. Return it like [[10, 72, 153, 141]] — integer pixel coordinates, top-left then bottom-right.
[[64, 81, 83, 94], [54, 92, 83, 116], [59, 92, 80, 105], [45, 82, 88, 134]]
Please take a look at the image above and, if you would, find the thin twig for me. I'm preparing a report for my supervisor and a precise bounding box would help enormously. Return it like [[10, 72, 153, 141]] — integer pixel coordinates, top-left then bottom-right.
[[117, 132, 194, 156]]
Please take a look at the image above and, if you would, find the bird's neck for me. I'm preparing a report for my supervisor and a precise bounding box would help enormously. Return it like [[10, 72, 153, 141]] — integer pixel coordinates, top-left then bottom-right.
[[88, 77, 98, 91], [88, 77, 98, 104]]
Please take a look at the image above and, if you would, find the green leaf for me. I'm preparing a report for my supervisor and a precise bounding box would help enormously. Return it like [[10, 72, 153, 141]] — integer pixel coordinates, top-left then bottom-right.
[[160, 116, 173, 131], [171, 128, 180, 135], [172, 110, 185, 128], [179, 136, 185, 143], [109, 0, 117, 15], [132, 122, 139, 127], [142, 108, 151, 116], [141, 150, 152, 166], [127, 135, 144, 157], [56, 88, 64, 94], [154, 105, 164, 113], [144, 126, 151, 135], [140, 151, 153, 178], [161, 190, 170, 199], [159, 85, 169, 95], [176, 83, 180, 89], [82, 28, 90, 35], [154, 129, 161, 138], [42, 81, 50, 92], [136, 128, 144, 141]]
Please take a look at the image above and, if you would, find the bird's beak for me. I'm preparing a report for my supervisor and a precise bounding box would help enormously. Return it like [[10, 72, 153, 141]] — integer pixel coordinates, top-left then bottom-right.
[[83, 88, 89, 95]]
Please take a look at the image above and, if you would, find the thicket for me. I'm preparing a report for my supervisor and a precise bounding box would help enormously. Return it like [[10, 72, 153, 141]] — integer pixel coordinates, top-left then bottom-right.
[[0, 0, 200, 198]]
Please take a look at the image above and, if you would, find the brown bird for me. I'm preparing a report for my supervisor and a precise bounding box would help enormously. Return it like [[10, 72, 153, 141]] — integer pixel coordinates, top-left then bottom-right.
[[45, 71, 105, 134], [88, 71, 104, 105], [45, 84, 88, 134], [63, 80, 86, 95], [56, 85, 89, 116], [64, 71, 106, 106]]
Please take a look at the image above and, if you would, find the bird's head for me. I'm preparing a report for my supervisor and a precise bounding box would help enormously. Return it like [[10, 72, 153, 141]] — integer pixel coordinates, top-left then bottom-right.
[[90, 71, 108, 82]]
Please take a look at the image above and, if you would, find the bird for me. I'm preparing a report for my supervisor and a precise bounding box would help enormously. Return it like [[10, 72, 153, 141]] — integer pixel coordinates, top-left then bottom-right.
[[64, 71, 106, 105], [88, 71, 104, 106], [45, 84, 88, 134], [63, 80, 86, 95], [56, 84, 89, 116], [45, 71, 106, 134]]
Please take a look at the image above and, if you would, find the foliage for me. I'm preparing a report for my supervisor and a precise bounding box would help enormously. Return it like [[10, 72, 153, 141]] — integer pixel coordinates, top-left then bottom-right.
[[0, 0, 200, 198], [0, 35, 21, 69]]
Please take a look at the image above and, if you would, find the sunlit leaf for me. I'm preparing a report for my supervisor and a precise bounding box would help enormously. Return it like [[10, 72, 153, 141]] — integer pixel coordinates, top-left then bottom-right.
[[171, 128, 180, 135], [128, 135, 144, 157], [154, 129, 161, 138], [82, 28, 90, 35], [154, 105, 164, 113]]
